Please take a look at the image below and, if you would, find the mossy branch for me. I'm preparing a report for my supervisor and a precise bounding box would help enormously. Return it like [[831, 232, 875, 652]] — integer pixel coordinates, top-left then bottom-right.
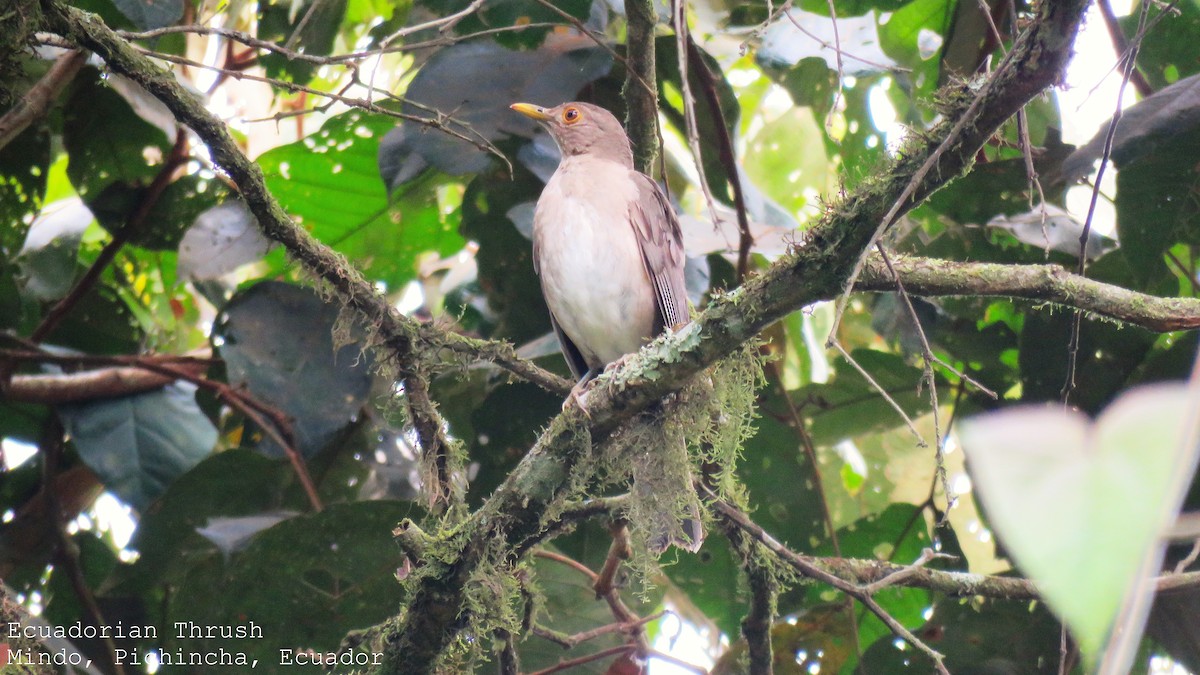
[[622, 0, 659, 174], [858, 254, 1200, 332], [371, 2, 1094, 671], [32, 0, 1126, 671]]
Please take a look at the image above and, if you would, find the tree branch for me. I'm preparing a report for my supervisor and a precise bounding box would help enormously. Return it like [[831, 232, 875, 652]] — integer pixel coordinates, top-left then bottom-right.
[[623, 0, 659, 174], [5, 361, 207, 403], [857, 254, 1200, 332], [33, 0, 1095, 671], [371, 3, 1092, 669], [0, 48, 86, 151]]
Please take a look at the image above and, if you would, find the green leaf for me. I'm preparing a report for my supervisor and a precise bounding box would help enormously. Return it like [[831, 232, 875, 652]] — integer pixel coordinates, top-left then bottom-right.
[[44, 285, 146, 356], [797, 0, 911, 15], [1018, 308, 1155, 414], [458, 169, 551, 344], [793, 349, 939, 446], [1115, 126, 1200, 287], [661, 533, 746, 638], [877, 0, 954, 98], [780, 57, 839, 118], [1122, 1, 1200, 88], [958, 384, 1198, 665], [260, 111, 463, 290], [15, 198, 91, 302], [741, 106, 830, 215], [857, 594, 1063, 672], [657, 37, 741, 205], [57, 383, 217, 510], [156, 501, 414, 673], [91, 174, 230, 250], [216, 281, 373, 458], [739, 383, 827, 553], [117, 450, 294, 594], [63, 69, 170, 202]]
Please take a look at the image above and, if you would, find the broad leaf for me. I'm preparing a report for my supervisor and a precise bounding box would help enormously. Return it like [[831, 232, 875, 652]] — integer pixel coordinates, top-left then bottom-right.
[[958, 384, 1198, 665], [57, 383, 217, 510], [260, 111, 462, 290], [216, 282, 373, 458]]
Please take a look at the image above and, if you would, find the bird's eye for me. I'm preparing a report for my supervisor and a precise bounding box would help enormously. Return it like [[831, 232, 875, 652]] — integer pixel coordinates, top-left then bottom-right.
[[562, 107, 581, 124]]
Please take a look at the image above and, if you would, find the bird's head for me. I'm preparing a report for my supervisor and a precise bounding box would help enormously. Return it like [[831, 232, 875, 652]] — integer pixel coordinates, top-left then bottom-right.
[[510, 101, 633, 166]]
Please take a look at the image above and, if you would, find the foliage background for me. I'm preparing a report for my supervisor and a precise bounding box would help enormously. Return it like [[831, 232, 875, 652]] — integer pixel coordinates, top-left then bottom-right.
[[2, 0, 1200, 673]]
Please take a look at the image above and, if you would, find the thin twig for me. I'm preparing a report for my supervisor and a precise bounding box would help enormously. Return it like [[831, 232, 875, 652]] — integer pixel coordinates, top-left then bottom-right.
[[1173, 539, 1200, 575], [829, 341, 925, 445], [1095, 0, 1154, 96], [705, 488, 950, 673], [685, 36, 753, 281], [118, 21, 560, 64], [861, 548, 952, 595], [379, 0, 488, 48], [824, 0, 1055, 344], [526, 644, 636, 675], [528, 0, 657, 105], [533, 612, 663, 649], [124, 47, 508, 165], [776, 7, 906, 73], [874, 246, 946, 496], [824, 0, 846, 132], [534, 549, 599, 581], [672, 0, 721, 234], [593, 522, 632, 597], [762, 353, 858, 655], [1062, 0, 1149, 404]]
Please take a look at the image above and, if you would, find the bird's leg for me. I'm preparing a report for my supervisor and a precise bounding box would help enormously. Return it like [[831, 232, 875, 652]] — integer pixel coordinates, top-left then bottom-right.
[[564, 366, 602, 418]]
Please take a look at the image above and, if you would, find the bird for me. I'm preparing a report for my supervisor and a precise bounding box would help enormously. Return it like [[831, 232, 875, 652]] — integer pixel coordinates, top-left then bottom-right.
[[509, 101, 703, 553]]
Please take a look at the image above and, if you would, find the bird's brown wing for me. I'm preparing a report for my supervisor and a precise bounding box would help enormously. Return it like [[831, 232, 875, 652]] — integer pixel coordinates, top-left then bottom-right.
[[629, 174, 690, 332]]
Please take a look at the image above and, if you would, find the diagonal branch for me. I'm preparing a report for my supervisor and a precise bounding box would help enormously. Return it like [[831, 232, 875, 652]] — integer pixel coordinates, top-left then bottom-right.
[[370, 2, 1093, 670], [34, 0, 1094, 671]]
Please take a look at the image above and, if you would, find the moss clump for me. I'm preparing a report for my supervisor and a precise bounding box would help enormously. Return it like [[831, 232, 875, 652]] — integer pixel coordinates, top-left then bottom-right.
[[600, 345, 765, 586]]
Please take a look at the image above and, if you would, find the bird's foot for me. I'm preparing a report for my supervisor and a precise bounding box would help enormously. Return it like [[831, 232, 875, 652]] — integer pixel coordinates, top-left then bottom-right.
[[602, 353, 635, 375], [564, 383, 592, 419]]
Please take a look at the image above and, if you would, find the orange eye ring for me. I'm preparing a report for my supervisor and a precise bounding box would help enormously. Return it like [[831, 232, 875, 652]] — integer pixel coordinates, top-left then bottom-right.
[[562, 107, 582, 124]]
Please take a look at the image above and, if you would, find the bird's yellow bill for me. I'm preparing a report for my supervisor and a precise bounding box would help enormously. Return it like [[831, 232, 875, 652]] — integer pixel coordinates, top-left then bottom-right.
[[510, 103, 552, 121]]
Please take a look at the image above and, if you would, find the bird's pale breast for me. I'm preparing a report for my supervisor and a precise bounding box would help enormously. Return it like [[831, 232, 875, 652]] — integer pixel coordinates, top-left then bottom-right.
[[534, 157, 657, 370]]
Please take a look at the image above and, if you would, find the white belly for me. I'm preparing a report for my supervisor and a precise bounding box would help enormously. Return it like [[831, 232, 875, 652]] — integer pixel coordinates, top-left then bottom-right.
[[534, 161, 656, 369]]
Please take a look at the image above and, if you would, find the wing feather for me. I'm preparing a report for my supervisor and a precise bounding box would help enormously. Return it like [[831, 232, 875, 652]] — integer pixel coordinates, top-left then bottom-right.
[[629, 174, 690, 332]]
